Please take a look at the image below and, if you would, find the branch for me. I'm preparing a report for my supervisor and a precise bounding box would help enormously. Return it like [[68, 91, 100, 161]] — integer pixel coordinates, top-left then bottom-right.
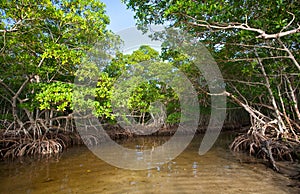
[[14, 76, 31, 100], [206, 90, 272, 123], [218, 56, 290, 63], [0, 18, 24, 33], [255, 50, 286, 133], [0, 94, 12, 104], [0, 30, 7, 53], [224, 43, 286, 51], [278, 39, 300, 72], [284, 75, 300, 120], [280, 11, 295, 33], [0, 28, 18, 33], [223, 91, 269, 124], [182, 13, 300, 39], [253, 102, 300, 133], [225, 79, 266, 87]]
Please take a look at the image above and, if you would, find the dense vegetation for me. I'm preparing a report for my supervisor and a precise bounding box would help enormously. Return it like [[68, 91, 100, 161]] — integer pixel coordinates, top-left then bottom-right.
[[0, 0, 215, 157], [0, 0, 113, 157], [0, 0, 299, 174], [123, 0, 300, 171]]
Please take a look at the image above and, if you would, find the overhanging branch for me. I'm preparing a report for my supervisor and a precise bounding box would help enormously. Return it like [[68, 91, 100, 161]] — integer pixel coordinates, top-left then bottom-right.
[[182, 13, 300, 39]]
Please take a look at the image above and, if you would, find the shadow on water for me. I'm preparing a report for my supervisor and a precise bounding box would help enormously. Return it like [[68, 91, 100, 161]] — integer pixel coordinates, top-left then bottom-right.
[[0, 132, 299, 194]]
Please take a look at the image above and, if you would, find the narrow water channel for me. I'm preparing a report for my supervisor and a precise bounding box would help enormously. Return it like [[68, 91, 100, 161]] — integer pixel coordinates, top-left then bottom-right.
[[0, 132, 299, 193]]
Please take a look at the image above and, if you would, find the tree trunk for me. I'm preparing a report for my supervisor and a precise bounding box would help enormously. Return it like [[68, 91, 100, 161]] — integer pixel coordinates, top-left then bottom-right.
[[255, 51, 286, 135]]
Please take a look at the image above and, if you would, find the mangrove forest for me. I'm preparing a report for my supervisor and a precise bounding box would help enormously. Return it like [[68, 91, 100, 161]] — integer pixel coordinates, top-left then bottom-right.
[[0, 0, 300, 192]]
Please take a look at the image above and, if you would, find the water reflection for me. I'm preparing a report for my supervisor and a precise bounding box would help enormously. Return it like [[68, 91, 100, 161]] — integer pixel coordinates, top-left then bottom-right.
[[0, 133, 299, 194]]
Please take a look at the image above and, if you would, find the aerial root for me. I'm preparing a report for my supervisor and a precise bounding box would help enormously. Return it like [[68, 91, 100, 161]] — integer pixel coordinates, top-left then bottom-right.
[[0, 131, 83, 159], [230, 131, 296, 172]]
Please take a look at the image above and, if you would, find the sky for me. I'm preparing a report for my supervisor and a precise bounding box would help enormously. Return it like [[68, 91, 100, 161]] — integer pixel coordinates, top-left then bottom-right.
[[101, 0, 136, 32], [100, 1, 163, 54], [100, 0, 163, 54]]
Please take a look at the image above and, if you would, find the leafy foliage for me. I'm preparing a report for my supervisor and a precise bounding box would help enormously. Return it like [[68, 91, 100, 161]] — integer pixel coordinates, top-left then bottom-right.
[[124, 0, 300, 138], [0, 0, 111, 131], [104, 45, 179, 125]]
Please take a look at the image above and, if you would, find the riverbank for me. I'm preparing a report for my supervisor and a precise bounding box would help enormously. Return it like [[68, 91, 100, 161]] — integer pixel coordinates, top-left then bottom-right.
[[0, 122, 245, 159]]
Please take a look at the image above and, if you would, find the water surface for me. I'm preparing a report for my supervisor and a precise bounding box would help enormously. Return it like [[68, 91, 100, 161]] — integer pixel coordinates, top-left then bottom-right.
[[0, 133, 299, 193]]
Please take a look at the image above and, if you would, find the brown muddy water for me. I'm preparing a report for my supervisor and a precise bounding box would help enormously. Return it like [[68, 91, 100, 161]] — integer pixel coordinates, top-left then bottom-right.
[[0, 132, 299, 194]]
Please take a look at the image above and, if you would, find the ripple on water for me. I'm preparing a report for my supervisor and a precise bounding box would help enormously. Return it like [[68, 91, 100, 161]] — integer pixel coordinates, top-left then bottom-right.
[[0, 133, 299, 194]]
